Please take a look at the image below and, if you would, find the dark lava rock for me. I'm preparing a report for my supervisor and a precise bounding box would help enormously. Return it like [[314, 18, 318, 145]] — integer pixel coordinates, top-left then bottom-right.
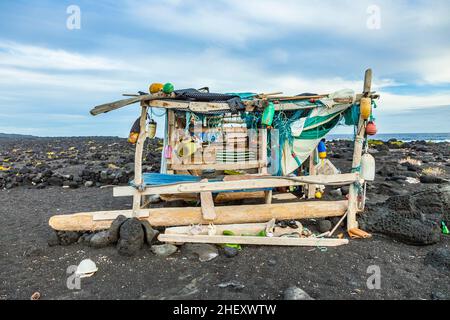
[[330, 216, 344, 228], [89, 230, 112, 248], [424, 248, 450, 271], [140, 220, 159, 245], [68, 181, 79, 189], [47, 176, 63, 186], [78, 232, 94, 244], [117, 218, 144, 256], [58, 231, 80, 246], [47, 231, 60, 247], [420, 175, 447, 184], [108, 215, 127, 243], [341, 185, 349, 196], [223, 246, 239, 258], [318, 220, 332, 233], [359, 186, 450, 245]]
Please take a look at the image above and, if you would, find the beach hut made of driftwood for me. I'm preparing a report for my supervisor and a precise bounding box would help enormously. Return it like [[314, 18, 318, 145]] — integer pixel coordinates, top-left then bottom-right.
[[49, 69, 379, 247]]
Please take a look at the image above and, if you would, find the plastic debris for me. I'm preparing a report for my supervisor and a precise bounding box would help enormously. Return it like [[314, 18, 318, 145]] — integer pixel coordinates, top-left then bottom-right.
[[75, 259, 98, 278], [31, 292, 41, 300]]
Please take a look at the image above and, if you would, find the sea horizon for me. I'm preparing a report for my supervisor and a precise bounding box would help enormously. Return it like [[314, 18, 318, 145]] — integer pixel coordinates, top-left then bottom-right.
[[1, 131, 450, 143], [328, 132, 450, 143]]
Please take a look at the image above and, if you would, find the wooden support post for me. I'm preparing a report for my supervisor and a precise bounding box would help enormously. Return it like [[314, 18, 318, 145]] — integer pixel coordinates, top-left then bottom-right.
[[199, 179, 216, 220], [166, 110, 177, 174], [132, 102, 148, 215], [347, 69, 371, 231], [307, 152, 317, 199], [264, 190, 273, 204], [259, 128, 268, 174]]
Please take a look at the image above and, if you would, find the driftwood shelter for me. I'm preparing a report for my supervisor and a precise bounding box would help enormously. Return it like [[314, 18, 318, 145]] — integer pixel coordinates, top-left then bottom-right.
[[49, 69, 379, 247]]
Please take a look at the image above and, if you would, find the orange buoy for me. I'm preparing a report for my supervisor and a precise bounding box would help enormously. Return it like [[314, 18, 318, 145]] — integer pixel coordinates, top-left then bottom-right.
[[128, 132, 139, 144], [149, 83, 164, 94], [366, 121, 378, 136], [360, 98, 371, 120]]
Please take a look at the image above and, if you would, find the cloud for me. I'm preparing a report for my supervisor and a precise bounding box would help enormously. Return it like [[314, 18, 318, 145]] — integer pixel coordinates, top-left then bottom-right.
[[0, 41, 128, 71], [379, 91, 450, 112], [416, 50, 450, 84]]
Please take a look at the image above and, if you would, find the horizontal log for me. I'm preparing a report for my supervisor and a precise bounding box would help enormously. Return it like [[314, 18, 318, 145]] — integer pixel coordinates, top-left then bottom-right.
[[158, 234, 349, 247], [49, 200, 348, 231], [113, 173, 358, 197]]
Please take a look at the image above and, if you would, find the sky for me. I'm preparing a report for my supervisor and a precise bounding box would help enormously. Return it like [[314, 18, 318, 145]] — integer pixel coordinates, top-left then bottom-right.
[[0, 0, 449, 137]]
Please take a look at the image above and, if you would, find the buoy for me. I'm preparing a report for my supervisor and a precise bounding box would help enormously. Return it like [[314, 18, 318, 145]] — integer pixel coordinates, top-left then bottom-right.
[[361, 153, 376, 181], [177, 139, 198, 158], [128, 117, 141, 144], [365, 121, 378, 136], [128, 132, 139, 144], [261, 101, 275, 127], [315, 191, 323, 199], [360, 97, 372, 120], [147, 119, 157, 139], [318, 140, 327, 159], [149, 83, 164, 94], [75, 259, 98, 278], [162, 82, 174, 94]]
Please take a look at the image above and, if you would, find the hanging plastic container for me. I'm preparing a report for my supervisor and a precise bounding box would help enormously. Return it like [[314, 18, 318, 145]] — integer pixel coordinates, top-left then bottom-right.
[[127, 117, 141, 144], [164, 145, 172, 159], [147, 119, 157, 139], [366, 121, 378, 136], [149, 83, 164, 94], [261, 102, 275, 127], [318, 140, 327, 159], [361, 153, 376, 181], [360, 98, 372, 120], [163, 82, 174, 94]]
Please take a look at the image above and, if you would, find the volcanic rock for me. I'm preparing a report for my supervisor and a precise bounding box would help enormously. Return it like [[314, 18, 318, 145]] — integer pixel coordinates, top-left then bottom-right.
[[117, 218, 144, 256]]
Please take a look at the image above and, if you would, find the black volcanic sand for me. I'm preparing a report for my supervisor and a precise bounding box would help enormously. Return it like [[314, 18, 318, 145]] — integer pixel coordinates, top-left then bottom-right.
[[0, 137, 449, 300]]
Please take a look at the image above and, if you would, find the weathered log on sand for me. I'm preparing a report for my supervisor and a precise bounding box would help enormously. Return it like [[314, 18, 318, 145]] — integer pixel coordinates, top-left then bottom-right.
[[49, 200, 348, 231], [158, 234, 349, 247]]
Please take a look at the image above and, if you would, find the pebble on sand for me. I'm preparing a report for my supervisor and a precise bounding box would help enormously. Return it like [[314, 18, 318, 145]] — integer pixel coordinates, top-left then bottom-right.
[[151, 244, 178, 257]]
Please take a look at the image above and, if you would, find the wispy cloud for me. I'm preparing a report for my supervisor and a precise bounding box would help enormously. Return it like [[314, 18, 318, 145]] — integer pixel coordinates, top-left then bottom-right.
[[0, 41, 129, 71]]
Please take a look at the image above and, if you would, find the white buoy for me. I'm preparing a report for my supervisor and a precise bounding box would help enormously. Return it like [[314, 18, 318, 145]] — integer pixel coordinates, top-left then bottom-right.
[[75, 259, 98, 278], [361, 153, 376, 181]]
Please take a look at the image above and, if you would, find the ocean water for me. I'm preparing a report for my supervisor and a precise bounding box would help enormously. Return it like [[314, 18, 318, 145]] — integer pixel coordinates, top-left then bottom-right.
[[328, 132, 450, 142]]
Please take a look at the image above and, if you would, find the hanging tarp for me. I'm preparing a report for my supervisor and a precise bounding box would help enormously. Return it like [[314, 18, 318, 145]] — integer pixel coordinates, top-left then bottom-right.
[[276, 98, 352, 175]]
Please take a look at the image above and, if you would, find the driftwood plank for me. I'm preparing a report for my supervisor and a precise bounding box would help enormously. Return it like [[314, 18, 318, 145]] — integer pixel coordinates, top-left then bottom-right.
[[158, 234, 349, 247]]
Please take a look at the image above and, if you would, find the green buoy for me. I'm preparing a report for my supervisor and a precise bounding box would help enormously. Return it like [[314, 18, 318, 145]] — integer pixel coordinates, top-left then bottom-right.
[[163, 82, 174, 94]]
